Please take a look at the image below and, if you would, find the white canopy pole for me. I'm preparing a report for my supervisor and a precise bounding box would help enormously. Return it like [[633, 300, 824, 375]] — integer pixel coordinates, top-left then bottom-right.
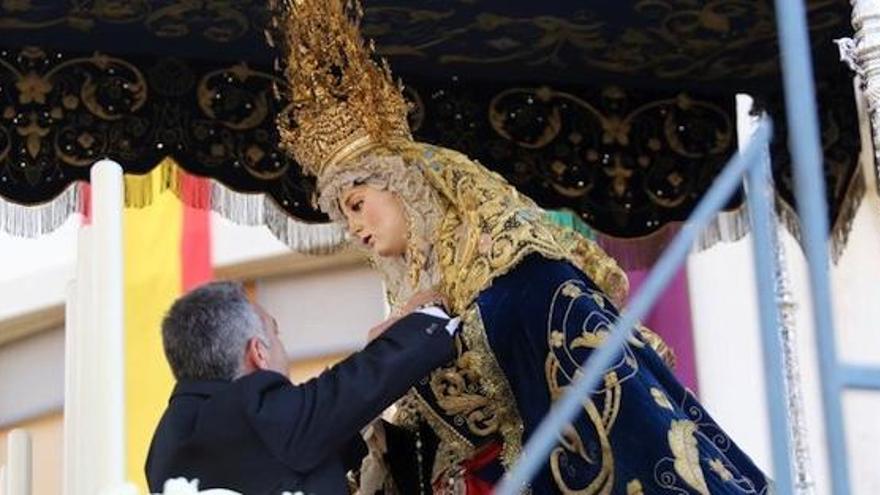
[[5, 429, 32, 495], [736, 94, 816, 494], [839, 0, 880, 179], [63, 276, 81, 495], [64, 224, 92, 495], [83, 160, 126, 492]]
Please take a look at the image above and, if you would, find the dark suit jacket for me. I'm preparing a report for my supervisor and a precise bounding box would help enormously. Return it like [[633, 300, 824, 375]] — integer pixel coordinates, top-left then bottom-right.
[[145, 312, 454, 494]]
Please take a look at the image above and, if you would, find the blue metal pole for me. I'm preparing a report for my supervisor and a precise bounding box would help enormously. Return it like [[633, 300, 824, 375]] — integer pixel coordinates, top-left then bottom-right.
[[745, 138, 794, 495], [771, 1, 850, 493], [839, 365, 880, 391], [495, 119, 773, 495]]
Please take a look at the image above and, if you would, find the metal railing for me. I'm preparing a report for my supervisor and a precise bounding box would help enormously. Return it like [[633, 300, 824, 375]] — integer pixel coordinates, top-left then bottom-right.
[[495, 117, 781, 495], [773, 0, 880, 493], [497, 1, 880, 493]]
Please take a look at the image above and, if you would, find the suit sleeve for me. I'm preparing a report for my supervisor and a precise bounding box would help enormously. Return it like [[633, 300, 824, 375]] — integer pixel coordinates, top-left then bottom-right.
[[239, 312, 455, 472]]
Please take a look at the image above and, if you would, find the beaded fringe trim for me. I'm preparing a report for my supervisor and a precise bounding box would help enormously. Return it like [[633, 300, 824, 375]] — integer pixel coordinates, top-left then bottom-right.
[[594, 170, 865, 270], [0, 157, 864, 263], [0, 157, 346, 255]]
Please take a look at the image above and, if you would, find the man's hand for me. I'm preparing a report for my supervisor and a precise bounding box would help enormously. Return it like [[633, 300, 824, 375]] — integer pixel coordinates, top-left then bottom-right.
[[399, 289, 446, 315], [366, 289, 447, 342], [366, 318, 396, 343]]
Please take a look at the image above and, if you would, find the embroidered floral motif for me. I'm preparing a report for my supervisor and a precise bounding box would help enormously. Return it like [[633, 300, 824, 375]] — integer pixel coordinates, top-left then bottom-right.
[[561, 281, 583, 299], [710, 458, 735, 482], [626, 479, 645, 495], [668, 420, 710, 495], [394, 307, 525, 481], [651, 388, 675, 411]]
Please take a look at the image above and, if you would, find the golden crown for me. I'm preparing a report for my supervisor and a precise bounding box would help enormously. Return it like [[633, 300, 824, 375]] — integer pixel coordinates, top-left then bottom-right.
[[273, 0, 412, 179]]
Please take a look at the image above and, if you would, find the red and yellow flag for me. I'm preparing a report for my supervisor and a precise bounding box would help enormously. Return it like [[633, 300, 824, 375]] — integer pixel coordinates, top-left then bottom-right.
[[120, 159, 214, 489]]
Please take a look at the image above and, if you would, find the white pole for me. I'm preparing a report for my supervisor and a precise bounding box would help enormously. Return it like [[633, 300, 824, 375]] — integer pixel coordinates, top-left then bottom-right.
[[65, 223, 93, 495], [63, 278, 80, 495], [839, 0, 880, 183], [854, 0, 880, 175], [5, 429, 32, 495], [89, 160, 126, 491], [854, 78, 878, 191], [736, 94, 817, 494]]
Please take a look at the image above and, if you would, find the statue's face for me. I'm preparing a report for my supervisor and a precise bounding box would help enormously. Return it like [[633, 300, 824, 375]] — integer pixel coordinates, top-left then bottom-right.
[[339, 184, 408, 257]]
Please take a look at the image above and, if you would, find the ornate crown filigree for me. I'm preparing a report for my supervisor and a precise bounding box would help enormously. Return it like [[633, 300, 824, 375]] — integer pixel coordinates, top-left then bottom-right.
[[272, 0, 412, 179]]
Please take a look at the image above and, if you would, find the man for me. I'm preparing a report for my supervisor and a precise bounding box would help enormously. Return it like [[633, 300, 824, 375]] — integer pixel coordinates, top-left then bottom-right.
[[145, 281, 457, 494]]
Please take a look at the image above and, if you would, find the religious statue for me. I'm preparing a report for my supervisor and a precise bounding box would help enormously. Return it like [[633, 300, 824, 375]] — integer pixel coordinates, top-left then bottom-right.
[[274, 1, 770, 493]]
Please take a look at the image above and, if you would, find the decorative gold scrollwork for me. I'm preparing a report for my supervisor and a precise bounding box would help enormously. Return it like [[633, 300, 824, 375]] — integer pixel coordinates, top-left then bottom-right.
[[0, 47, 148, 170], [0, 46, 314, 217], [0, 1, 256, 42], [541, 278, 639, 494], [365, 1, 843, 81]]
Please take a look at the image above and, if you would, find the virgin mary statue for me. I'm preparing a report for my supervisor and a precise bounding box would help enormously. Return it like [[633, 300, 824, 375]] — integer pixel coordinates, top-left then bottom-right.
[[273, 1, 770, 493]]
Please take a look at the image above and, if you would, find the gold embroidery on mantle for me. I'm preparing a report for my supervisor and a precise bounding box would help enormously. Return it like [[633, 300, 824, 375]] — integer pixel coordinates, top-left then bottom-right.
[[709, 458, 735, 482], [668, 419, 710, 495], [549, 279, 639, 393], [398, 387, 475, 479], [394, 306, 525, 479], [429, 349, 498, 437], [626, 479, 645, 495], [460, 306, 525, 470], [544, 278, 650, 494], [317, 142, 631, 317], [545, 352, 615, 495], [651, 387, 675, 411], [422, 142, 630, 315], [638, 324, 677, 369]]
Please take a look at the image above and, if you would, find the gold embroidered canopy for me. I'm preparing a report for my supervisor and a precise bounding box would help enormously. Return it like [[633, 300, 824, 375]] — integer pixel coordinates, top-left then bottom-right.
[[0, 0, 862, 264]]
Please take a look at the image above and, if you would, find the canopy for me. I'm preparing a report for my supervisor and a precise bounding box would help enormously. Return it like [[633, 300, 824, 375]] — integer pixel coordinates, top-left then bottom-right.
[[0, 1, 861, 264]]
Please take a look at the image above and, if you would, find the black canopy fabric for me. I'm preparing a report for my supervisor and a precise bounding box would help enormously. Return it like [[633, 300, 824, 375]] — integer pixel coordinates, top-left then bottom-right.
[[0, 1, 848, 89], [0, 1, 863, 264]]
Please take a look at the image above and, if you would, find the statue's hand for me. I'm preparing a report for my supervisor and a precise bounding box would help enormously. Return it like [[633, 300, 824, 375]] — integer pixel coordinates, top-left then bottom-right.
[[366, 289, 449, 342], [400, 289, 447, 314]]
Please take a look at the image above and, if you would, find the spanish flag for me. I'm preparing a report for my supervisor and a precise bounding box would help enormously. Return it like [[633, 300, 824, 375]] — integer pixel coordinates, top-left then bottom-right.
[[120, 159, 214, 489]]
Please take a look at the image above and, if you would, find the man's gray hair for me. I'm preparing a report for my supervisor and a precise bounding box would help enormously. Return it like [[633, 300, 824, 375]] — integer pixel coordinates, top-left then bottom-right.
[[161, 281, 267, 381]]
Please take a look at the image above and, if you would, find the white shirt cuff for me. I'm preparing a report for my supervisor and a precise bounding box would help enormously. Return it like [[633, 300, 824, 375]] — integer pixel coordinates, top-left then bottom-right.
[[416, 306, 460, 335]]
